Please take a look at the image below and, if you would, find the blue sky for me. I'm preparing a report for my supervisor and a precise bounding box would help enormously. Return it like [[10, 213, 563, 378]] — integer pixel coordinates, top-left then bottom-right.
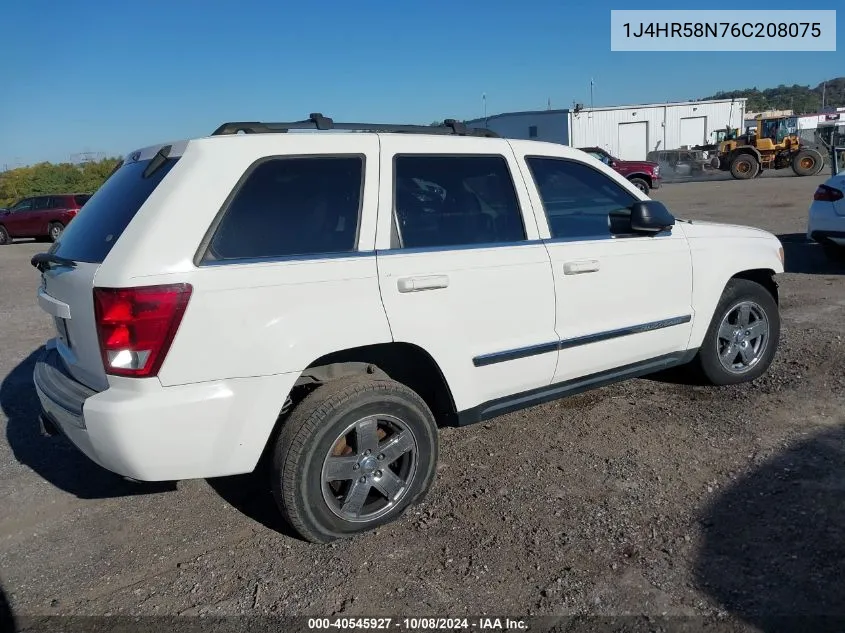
[[1, 0, 842, 166]]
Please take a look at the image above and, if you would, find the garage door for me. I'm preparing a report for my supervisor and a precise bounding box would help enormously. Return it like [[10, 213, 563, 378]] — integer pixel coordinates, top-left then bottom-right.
[[618, 122, 648, 160], [680, 116, 706, 148]]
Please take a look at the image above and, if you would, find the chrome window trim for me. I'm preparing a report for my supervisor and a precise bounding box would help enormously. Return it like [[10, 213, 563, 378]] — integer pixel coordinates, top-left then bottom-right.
[[198, 250, 376, 267], [543, 229, 673, 244], [473, 315, 692, 366], [378, 238, 545, 256]]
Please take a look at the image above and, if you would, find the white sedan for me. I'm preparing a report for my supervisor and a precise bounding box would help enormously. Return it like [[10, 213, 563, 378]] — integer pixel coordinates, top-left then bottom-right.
[[807, 148, 845, 259]]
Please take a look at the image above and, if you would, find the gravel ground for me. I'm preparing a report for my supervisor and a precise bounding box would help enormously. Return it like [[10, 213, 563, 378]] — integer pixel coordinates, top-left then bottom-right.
[[1, 172, 844, 633]]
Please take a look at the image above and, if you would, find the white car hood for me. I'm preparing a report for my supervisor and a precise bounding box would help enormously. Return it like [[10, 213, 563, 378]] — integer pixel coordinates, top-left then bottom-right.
[[678, 219, 778, 241]]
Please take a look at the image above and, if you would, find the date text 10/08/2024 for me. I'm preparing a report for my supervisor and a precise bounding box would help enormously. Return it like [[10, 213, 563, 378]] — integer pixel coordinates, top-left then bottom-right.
[[622, 22, 822, 38], [307, 617, 528, 630]]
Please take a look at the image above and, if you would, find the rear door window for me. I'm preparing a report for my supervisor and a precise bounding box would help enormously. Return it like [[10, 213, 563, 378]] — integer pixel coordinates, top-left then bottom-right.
[[51, 157, 179, 263], [203, 155, 364, 262], [392, 154, 526, 249]]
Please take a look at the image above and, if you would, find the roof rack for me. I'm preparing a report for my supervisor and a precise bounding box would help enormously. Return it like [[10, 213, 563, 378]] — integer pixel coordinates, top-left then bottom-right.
[[210, 113, 500, 138]]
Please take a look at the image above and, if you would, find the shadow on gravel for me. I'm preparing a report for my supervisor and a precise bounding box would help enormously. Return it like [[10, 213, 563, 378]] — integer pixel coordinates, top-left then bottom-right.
[[207, 473, 301, 539], [777, 233, 845, 276], [1, 347, 175, 499], [0, 576, 16, 633], [695, 425, 845, 632]]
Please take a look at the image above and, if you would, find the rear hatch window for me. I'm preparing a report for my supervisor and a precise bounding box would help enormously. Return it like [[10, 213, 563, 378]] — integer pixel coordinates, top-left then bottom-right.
[[51, 157, 179, 263]]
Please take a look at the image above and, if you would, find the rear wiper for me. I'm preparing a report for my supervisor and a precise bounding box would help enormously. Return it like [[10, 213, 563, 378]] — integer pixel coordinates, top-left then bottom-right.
[[30, 252, 77, 272]]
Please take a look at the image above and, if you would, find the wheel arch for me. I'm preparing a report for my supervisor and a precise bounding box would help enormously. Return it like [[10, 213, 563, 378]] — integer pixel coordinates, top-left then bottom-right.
[[299, 342, 458, 425], [731, 268, 779, 305], [627, 173, 652, 187], [730, 147, 763, 163]]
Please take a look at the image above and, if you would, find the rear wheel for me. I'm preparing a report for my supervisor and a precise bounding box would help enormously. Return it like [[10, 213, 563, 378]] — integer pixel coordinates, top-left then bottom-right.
[[272, 376, 439, 543], [693, 279, 780, 385], [730, 154, 758, 180], [792, 149, 824, 176], [0, 225, 9, 245], [47, 222, 63, 242], [629, 177, 650, 194]]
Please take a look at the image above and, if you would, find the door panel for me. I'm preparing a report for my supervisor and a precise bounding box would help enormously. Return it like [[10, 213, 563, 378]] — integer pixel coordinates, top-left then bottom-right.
[[374, 137, 557, 411], [4, 199, 34, 236], [545, 235, 692, 382], [516, 153, 694, 384], [618, 121, 648, 160], [680, 117, 707, 148]]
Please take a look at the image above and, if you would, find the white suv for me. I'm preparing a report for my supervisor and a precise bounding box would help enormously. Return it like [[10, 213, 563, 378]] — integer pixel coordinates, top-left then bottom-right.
[[32, 115, 785, 543]]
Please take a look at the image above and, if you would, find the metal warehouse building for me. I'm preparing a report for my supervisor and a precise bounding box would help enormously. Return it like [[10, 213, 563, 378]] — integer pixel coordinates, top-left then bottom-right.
[[466, 98, 747, 161]]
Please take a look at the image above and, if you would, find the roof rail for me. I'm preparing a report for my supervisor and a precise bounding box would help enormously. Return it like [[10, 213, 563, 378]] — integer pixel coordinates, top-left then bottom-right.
[[210, 113, 500, 138]]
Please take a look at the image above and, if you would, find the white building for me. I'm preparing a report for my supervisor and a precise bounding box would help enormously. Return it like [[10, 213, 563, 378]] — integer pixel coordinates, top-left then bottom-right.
[[466, 98, 746, 160]]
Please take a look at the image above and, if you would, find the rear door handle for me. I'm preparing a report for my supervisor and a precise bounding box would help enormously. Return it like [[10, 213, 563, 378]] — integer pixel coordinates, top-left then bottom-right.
[[563, 259, 600, 275], [397, 275, 450, 293]]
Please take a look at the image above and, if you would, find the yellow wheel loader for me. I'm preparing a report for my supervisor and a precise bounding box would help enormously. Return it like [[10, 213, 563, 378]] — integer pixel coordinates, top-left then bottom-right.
[[714, 116, 825, 180]]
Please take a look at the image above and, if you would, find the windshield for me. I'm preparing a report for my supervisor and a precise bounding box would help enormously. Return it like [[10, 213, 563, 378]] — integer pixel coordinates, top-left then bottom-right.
[[51, 157, 179, 263]]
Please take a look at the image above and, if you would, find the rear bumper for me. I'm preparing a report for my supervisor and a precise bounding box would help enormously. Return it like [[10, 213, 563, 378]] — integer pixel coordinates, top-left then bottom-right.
[[650, 177, 661, 189], [809, 230, 845, 247], [807, 201, 845, 244], [33, 345, 298, 481]]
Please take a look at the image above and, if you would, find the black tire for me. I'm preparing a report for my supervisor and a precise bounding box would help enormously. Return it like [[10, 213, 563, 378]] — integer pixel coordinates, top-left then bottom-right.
[[0, 225, 9, 246], [730, 154, 758, 180], [792, 149, 824, 176], [47, 222, 63, 242], [693, 278, 780, 386], [629, 177, 650, 194], [272, 376, 439, 543]]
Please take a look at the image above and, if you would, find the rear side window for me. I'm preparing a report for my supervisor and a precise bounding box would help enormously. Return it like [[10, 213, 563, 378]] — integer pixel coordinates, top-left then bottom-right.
[[393, 154, 525, 249], [526, 157, 637, 239], [73, 194, 91, 207], [204, 155, 363, 262], [51, 157, 179, 263]]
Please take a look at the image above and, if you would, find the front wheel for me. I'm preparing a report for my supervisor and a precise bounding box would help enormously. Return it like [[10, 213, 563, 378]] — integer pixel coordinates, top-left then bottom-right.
[[629, 177, 650, 194], [694, 279, 780, 385], [792, 149, 824, 176], [272, 376, 439, 543]]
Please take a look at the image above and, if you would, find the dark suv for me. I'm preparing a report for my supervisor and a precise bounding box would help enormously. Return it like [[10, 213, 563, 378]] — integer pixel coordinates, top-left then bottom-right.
[[0, 194, 90, 245], [578, 147, 661, 194]]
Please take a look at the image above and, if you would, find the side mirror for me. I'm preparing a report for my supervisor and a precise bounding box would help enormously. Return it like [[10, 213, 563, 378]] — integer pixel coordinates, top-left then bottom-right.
[[630, 200, 675, 234]]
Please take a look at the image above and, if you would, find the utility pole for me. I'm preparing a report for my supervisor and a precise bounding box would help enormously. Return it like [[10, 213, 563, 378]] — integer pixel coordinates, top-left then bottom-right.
[[822, 81, 827, 109], [590, 78, 595, 109], [482, 93, 487, 121]]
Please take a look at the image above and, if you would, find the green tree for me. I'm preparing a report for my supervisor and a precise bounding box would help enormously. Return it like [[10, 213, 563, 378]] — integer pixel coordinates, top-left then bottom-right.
[[0, 157, 121, 207]]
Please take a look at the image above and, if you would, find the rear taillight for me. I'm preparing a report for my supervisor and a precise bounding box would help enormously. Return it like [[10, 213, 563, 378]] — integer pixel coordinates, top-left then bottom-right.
[[814, 185, 844, 202], [93, 284, 192, 377]]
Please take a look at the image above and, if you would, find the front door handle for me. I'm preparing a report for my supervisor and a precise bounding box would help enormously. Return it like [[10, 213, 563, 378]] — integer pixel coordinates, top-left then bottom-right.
[[563, 259, 600, 275], [397, 275, 450, 293]]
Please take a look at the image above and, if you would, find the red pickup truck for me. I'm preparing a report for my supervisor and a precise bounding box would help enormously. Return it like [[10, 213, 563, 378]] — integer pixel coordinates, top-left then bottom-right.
[[578, 147, 661, 194], [0, 193, 90, 245]]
